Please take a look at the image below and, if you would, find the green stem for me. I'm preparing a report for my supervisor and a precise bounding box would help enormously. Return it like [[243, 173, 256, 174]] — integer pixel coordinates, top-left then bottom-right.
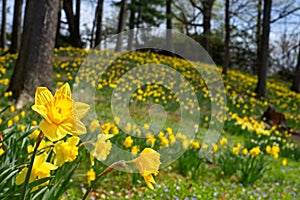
[[20, 131, 44, 200]]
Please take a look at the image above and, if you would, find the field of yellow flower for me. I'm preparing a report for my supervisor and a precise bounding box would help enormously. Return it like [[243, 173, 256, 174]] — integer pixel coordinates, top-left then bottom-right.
[[0, 47, 300, 199]]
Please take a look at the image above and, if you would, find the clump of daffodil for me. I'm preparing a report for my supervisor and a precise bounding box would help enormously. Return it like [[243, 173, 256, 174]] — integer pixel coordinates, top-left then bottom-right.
[[31, 83, 90, 141], [130, 148, 161, 190], [146, 134, 156, 147], [266, 145, 280, 159], [86, 168, 96, 185], [54, 136, 80, 167], [219, 137, 227, 146], [91, 134, 113, 161], [191, 141, 200, 149], [232, 142, 241, 155], [131, 145, 139, 155], [201, 143, 208, 149], [242, 148, 248, 155], [250, 146, 261, 158], [213, 144, 218, 152], [101, 122, 119, 135], [15, 153, 58, 186], [124, 136, 133, 148], [89, 119, 101, 132], [282, 158, 288, 166]]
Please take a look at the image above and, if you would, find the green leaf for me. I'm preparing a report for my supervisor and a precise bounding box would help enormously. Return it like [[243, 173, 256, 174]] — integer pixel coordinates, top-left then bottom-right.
[[42, 163, 79, 200]]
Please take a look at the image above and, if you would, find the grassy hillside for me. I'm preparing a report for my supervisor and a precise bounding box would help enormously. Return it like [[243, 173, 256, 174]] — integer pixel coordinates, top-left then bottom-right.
[[0, 47, 299, 199]]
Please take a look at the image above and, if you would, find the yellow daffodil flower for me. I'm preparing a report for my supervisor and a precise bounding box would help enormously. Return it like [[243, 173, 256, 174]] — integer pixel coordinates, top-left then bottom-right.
[[219, 138, 227, 146], [15, 153, 58, 185], [89, 119, 101, 132], [242, 148, 248, 155], [146, 134, 156, 147], [191, 141, 200, 149], [232, 146, 239, 155], [87, 168, 96, 185], [250, 146, 261, 158], [31, 83, 90, 141], [131, 145, 139, 156], [213, 144, 218, 152], [131, 148, 161, 190], [54, 136, 80, 167], [124, 136, 133, 148], [91, 134, 113, 161], [282, 158, 287, 166]]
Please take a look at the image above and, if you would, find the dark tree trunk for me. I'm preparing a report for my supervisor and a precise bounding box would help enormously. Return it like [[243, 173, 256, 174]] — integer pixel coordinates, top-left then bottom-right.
[[1, 0, 6, 48], [9, 0, 23, 54], [55, 0, 63, 48], [75, 0, 80, 37], [202, 0, 214, 54], [255, 0, 262, 75], [8, 0, 59, 108], [55, 8, 62, 48], [135, 0, 141, 47], [255, 0, 272, 98], [166, 0, 172, 51], [223, 0, 230, 76], [291, 42, 300, 93], [127, 0, 135, 50], [115, 0, 127, 52], [95, 0, 104, 47], [63, 0, 82, 47]]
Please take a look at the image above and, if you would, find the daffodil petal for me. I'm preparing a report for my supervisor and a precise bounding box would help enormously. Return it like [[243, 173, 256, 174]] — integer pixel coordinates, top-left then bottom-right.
[[73, 118, 87, 135], [142, 173, 156, 190], [40, 120, 66, 141], [67, 136, 80, 146], [15, 167, 28, 185], [53, 141, 64, 166], [34, 87, 54, 106], [41, 162, 58, 171], [59, 118, 86, 136], [55, 83, 71, 97], [34, 153, 47, 167], [32, 105, 52, 124], [74, 102, 90, 119]]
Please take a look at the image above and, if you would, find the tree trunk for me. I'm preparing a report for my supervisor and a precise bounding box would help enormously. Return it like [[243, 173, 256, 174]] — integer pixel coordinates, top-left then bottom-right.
[[135, 0, 141, 48], [75, 0, 80, 38], [1, 0, 6, 48], [127, 0, 135, 50], [223, 0, 230, 76], [255, 0, 272, 98], [8, 0, 59, 109], [291, 42, 300, 93], [90, 12, 96, 48], [95, 0, 104, 47], [9, 0, 23, 54], [55, 8, 62, 48], [55, 0, 63, 48], [115, 0, 127, 52], [255, 0, 262, 75], [166, 0, 172, 51], [63, 0, 82, 47], [202, 0, 214, 54]]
